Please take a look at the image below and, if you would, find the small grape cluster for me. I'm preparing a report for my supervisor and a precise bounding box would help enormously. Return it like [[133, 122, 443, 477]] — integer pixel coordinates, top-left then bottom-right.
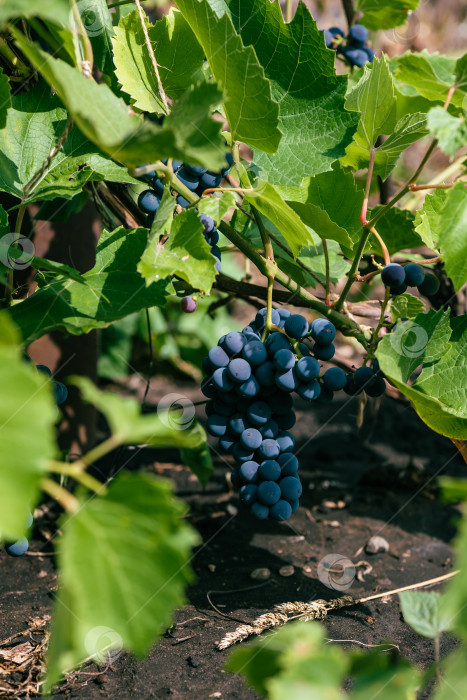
[[202, 308, 385, 521], [4, 511, 33, 557], [136, 153, 233, 224], [381, 263, 440, 298], [181, 214, 221, 314], [324, 24, 374, 67]]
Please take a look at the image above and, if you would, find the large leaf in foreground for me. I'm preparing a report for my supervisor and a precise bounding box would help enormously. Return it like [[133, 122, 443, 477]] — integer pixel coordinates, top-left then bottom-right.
[[176, 0, 281, 154], [113, 9, 205, 111], [376, 309, 467, 438], [45, 472, 200, 691], [138, 206, 218, 293], [225, 0, 358, 185], [9, 227, 170, 344], [12, 30, 225, 170], [0, 315, 56, 539]]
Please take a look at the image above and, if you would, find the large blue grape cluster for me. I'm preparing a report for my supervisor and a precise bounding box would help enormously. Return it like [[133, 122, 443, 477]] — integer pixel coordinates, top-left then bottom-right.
[[136, 153, 233, 224], [202, 308, 386, 521], [324, 24, 374, 67], [3, 511, 33, 557], [381, 263, 440, 297]]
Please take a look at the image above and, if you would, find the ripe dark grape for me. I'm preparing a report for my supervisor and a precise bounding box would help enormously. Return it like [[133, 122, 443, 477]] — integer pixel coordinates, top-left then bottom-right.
[[295, 356, 320, 381], [381, 263, 405, 288], [284, 314, 309, 339], [219, 435, 236, 453], [241, 428, 263, 450], [208, 346, 229, 368], [275, 368, 299, 392], [258, 460, 281, 481], [53, 381, 68, 405], [232, 443, 255, 463], [365, 375, 386, 397], [273, 349, 295, 371], [6, 537, 29, 557], [200, 172, 222, 189], [237, 376, 260, 397], [229, 413, 250, 436], [258, 439, 280, 460], [255, 307, 281, 329], [243, 340, 267, 367], [138, 190, 160, 214], [239, 460, 259, 483], [323, 367, 347, 391], [403, 263, 425, 287], [348, 24, 368, 45], [260, 420, 279, 439], [240, 484, 257, 505], [36, 364, 52, 377], [270, 500, 292, 521], [353, 366, 375, 391], [313, 342, 335, 361], [247, 401, 271, 426], [181, 296, 197, 313], [212, 368, 234, 392], [390, 282, 408, 296], [207, 414, 229, 437], [185, 164, 207, 176], [223, 331, 245, 356], [213, 398, 235, 416], [280, 476, 302, 501], [310, 318, 336, 345], [228, 358, 251, 383], [278, 452, 298, 474], [276, 430, 294, 453], [297, 380, 321, 401], [257, 481, 281, 505], [251, 502, 269, 519], [418, 273, 440, 297], [255, 360, 276, 387], [265, 332, 292, 355], [176, 167, 200, 191]]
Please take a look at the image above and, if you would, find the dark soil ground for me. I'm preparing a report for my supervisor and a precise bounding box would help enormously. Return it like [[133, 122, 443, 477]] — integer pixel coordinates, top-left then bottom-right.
[[1, 376, 464, 699]]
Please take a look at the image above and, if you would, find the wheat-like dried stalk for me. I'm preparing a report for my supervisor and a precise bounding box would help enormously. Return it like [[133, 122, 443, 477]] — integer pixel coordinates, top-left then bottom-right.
[[217, 570, 460, 651], [217, 596, 354, 650]]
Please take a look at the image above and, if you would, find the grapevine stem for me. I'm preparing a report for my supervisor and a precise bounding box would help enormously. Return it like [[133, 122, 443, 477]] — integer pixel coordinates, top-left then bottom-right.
[[361, 147, 375, 226], [409, 183, 461, 192], [370, 227, 390, 265], [6, 206, 26, 305], [72, 434, 122, 471], [252, 207, 276, 336], [434, 636, 442, 684], [285, 0, 293, 22], [322, 238, 331, 305], [134, 0, 169, 114], [70, 0, 94, 71], [41, 478, 80, 513], [48, 461, 108, 494], [451, 439, 467, 464], [367, 287, 390, 356], [334, 226, 372, 311], [341, 0, 355, 30]]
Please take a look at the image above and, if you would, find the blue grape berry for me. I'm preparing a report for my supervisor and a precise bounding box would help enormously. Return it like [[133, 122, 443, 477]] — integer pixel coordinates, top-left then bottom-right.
[[181, 296, 197, 313], [241, 428, 263, 450], [6, 537, 29, 557], [240, 484, 257, 505], [273, 349, 295, 371], [310, 318, 336, 345], [257, 481, 281, 506], [239, 460, 259, 483], [295, 356, 320, 381], [418, 273, 440, 297], [259, 460, 281, 481], [270, 500, 292, 521], [280, 476, 302, 501], [322, 367, 347, 391], [228, 358, 252, 383], [258, 439, 280, 460], [284, 314, 309, 339], [251, 502, 269, 519], [348, 24, 368, 46], [242, 340, 267, 367], [138, 190, 160, 214], [382, 263, 405, 288], [403, 263, 425, 287], [53, 381, 68, 405], [313, 342, 335, 361]]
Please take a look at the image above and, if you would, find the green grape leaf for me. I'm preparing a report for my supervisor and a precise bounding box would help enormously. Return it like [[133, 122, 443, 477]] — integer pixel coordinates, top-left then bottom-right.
[[394, 51, 466, 107], [220, 0, 358, 185], [374, 112, 428, 180], [198, 192, 237, 224], [391, 293, 425, 321], [0, 314, 56, 540], [243, 181, 314, 257], [427, 107, 467, 156], [138, 207, 218, 293], [113, 9, 205, 111], [342, 57, 398, 171], [12, 31, 225, 170], [414, 183, 467, 290], [367, 207, 423, 257], [77, 0, 114, 76], [376, 309, 467, 439], [9, 227, 171, 344], [285, 165, 364, 250], [0, 81, 143, 200], [349, 651, 421, 700], [45, 472, 200, 692], [355, 0, 420, 30], [399, 591, 452, 638], [175, 0, 281, 154], [0, 67, 10, 128], [0, 0, 72, 26], [439, 476, 467, 503]]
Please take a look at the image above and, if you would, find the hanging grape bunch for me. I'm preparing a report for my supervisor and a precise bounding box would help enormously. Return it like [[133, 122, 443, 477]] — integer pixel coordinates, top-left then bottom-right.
[[381, 263, 440, 297], [324, 24, 374, 67], [202, 308, 386, 521]]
